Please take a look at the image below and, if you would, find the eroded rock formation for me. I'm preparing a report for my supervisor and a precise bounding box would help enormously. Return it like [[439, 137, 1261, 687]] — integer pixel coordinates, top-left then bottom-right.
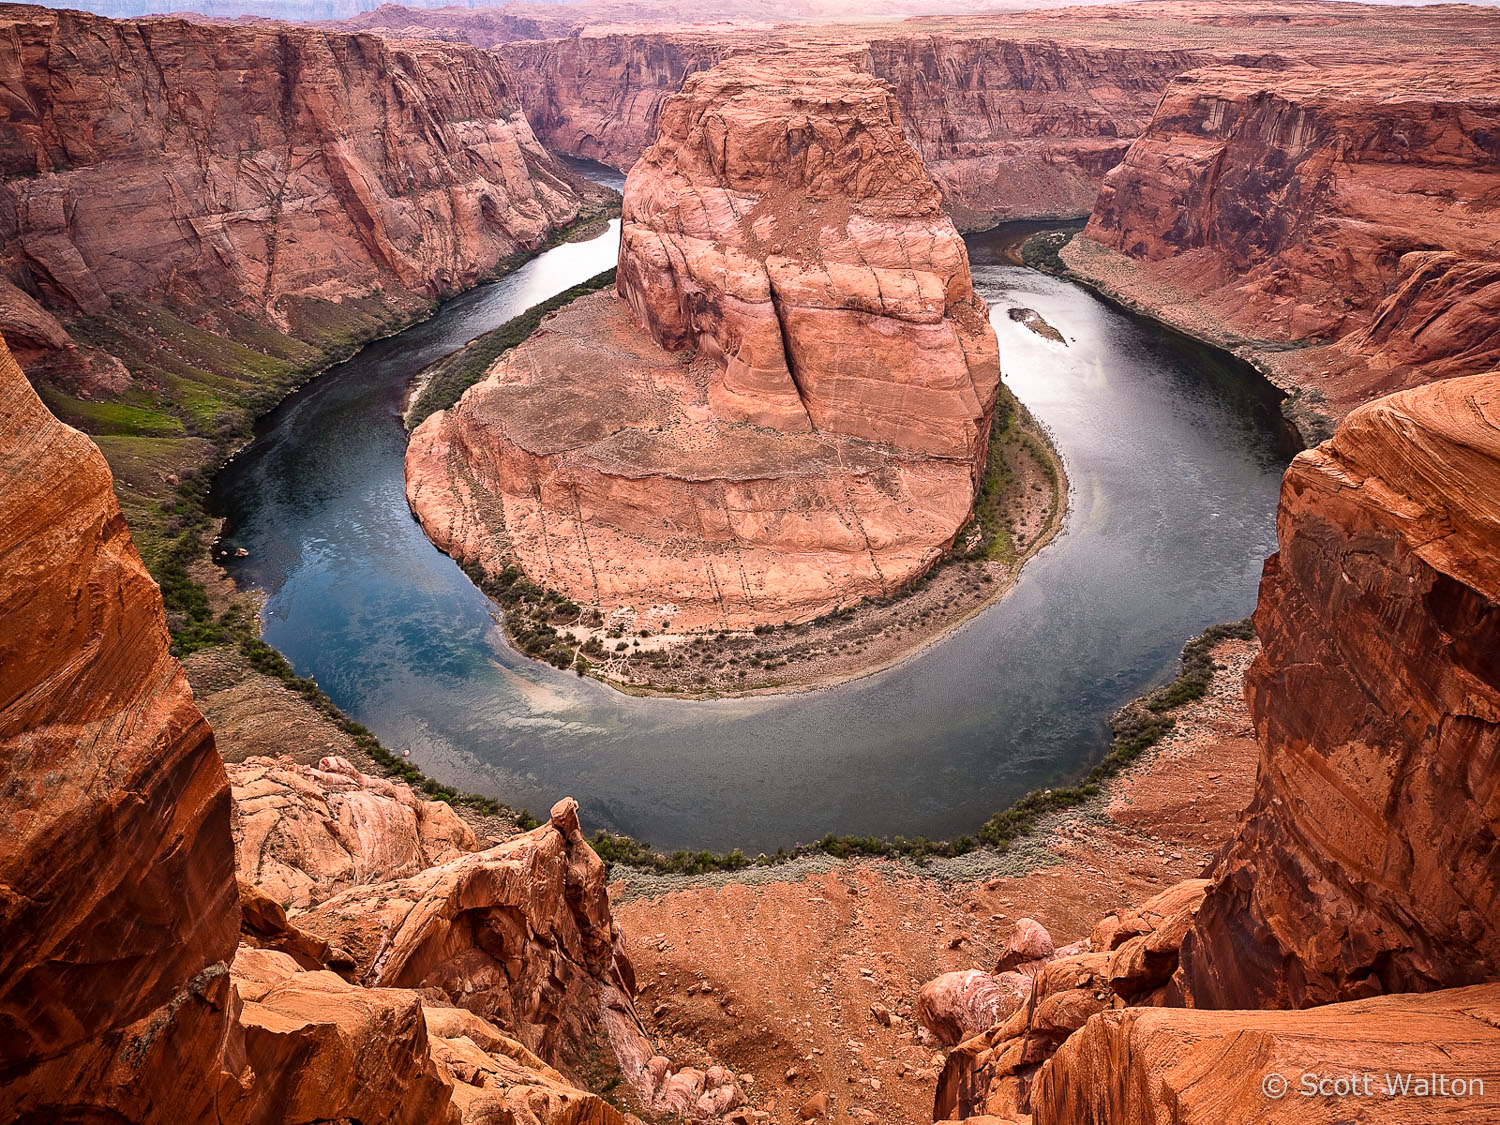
[[297, 797, 627, 1070], [1034, 983, 1500, 1123], [0, 330, 242, 1119], [0, 331, 642, 1121], [407, 58, 1001, 631], [929, 373, 1500, 1122], [0, 4, 606, 390], [1178, 373, 1500, 1009], [1065, 62, 1500, 426], [230, 754, 478, 910]]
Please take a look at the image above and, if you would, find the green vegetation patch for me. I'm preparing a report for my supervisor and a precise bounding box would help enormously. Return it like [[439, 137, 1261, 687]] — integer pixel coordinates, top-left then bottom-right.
[[589, 619, 1257, 874], [406, 268, 618, 431]]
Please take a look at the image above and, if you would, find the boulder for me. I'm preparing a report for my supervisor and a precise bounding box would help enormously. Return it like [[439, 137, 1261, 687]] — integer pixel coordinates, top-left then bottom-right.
[[229, 754, 478, 909]]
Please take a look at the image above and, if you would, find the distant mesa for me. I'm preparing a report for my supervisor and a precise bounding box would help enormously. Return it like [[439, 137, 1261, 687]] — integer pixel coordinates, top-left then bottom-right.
[[405, 59, 1001, 633]]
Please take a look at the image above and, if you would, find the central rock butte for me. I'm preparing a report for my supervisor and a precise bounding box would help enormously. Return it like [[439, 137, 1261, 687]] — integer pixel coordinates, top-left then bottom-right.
[[405, 59, 1001, 632]]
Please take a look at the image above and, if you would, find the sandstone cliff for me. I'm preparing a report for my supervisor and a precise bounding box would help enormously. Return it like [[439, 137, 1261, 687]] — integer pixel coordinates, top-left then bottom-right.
[[497, 4, 1500, 235], [1178, 373, 1500, 1009], [498, 31, 1217, 228], [0, 4, 606, 392], [0, 330, 242, 1118], [928, 372, 1500, 1122], [499, 34, 728, 172], [1064, 62, 1500, 428], [406, 59, 1001, 632], [0, 330, 641, 1121]]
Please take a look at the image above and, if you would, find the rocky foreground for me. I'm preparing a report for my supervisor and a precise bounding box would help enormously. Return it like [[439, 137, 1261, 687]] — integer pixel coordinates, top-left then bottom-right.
[[406, 59, 1002, 632], [0, 330, 668, 1123]]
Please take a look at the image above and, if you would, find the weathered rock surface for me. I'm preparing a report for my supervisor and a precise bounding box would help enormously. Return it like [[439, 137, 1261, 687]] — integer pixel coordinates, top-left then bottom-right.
[[0, 329, 243, 1119], [408, 59, 1000, 631], [230, 753, 478, 910], [498, 5, 1499, 233], [296, 797, 627, 1070], [0, 331, 642, 1120], [1033, 983, 1500, 1123], [1178, 372, 1500, 1010], [918, 970, 1032, 1049], [232, 945, 633, 1125], [499, 34, 728, 170], [933, 375, 1500, 1121], [617, 60, 1000, 458], [1067, 62, 1500, 424], [0, 4, 605, 391]]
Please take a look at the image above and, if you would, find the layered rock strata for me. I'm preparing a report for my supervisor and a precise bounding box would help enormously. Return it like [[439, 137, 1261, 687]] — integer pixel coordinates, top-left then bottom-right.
[[1178, 373, 1500, 1009], [407, 60, 1001, 631], [931, 373, 1500, 1122], [0, 330, 242, 1119], [0, 4, 604, 390], [1, 331, 641, 1121], [497, 5, 1500, 233], [1065, 62, 1500, 424], [1034, 983, 1500, 1124]]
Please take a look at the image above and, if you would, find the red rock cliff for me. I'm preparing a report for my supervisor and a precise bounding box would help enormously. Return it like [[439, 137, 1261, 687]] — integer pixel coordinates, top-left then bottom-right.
[[929, 373, 1500, 1122], [0, 330, 241, 1118], [0, 329, 644, 1121], [616, 59, 1000, 461], [1065, 61, 1500, 426], [0, 4, 604, 386], [406, 58, 1001, 632], [497, 4, 1500, 233], [1177, 372, 1500, 1010]]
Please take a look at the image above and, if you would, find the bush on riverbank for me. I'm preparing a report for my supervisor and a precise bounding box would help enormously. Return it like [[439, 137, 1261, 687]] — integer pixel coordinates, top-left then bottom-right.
[[405, 268, 618, 431], [589, 618, 1256, 874]]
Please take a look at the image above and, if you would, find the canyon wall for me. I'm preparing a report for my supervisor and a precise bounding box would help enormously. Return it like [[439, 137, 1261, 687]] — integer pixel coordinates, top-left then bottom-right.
[[498, 31, 1218, 228], [407, 58, 1001, 632], [860, 37, 1224, 228], [1065, 62, 1500, 427], [495, 6, 1500, 233], [930, 371, 1500, 1122], [0, 329, 242, 1117], [498, 34, 728, 171], [0, 4, 606, 389], [0, 327, 642, 1121], [1177, 373, 1500, 1009]]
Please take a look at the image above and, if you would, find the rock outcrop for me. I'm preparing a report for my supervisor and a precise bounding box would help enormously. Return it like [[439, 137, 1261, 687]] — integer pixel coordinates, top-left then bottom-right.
[[930, 373, 1500, 1122], [1065, 62, 1500, 425], [296, 797, 627, 1071], [1177, 373, 1500, 1010], [407, 59, 1001, 631], [1033, 983, 1500, 1124], [0, 330, 242, 1119], [230, 754, 478, 910], [1, 331, 639, 1120], [0, 4, 606, 390]]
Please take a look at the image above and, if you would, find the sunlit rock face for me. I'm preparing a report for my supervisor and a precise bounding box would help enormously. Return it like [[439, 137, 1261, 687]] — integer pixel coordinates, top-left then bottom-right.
[[406, 58, 1001, 632]]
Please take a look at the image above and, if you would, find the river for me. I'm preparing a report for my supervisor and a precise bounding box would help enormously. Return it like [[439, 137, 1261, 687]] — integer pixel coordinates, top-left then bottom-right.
[[211, 186, 1294, 853]]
